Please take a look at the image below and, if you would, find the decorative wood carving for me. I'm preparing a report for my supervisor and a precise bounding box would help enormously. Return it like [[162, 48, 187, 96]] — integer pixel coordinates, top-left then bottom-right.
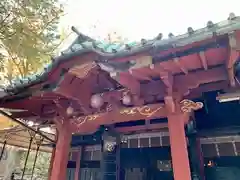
[[69, 62, 97, 79], [74, 114, 101, 126], [180, 99, 203, 113], [119, 105, 163, 118], [70, 104, 166, 132]]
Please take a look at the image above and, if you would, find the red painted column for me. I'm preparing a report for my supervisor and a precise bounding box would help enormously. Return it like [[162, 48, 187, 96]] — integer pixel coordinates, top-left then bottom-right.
[[74, 147, 82, 180], [50, 123, 72, 180], [168, 113, 191, 180]]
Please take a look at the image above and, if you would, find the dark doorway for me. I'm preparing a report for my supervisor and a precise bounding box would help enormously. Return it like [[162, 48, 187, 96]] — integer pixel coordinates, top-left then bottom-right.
[[120, 147, 173, 180]]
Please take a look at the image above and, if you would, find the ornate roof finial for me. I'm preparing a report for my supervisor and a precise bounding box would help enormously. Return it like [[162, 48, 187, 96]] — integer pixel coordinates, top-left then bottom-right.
[[125, 44, 131, 50], [207, 21, 214, 29], [168, 33, 174, 38], [71, 26, 81, 35], [228, 12, 236, 20], [141, 39, 147, 45], [187, 27, 194, 35], [112, 48, 118, 53], [71, 26, 93, 43], [156, 33, 163, 40]]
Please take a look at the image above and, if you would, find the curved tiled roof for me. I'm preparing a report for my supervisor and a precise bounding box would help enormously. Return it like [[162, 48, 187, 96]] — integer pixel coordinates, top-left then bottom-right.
[[4, 13, 240, 94]]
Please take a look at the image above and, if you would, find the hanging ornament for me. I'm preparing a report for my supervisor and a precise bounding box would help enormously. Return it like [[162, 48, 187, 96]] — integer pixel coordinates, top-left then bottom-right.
[[91, 94, 104, 108], [122, 94, 132, 105]]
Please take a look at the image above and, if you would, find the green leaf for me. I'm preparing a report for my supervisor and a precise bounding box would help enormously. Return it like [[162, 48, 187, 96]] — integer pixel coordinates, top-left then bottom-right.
[[0, 0, 64, 84]]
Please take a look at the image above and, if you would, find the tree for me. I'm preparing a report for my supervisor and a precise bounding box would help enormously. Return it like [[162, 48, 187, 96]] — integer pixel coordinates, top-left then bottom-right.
[[0, 0, 63, 179], [19, 150, 51, 180], [0, 0, 64, 84], [105, 31, 127, 44]]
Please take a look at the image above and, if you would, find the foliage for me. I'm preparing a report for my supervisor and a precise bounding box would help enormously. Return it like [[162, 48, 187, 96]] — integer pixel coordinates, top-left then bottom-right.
[[19, 150, 51, 180], [0, 0, 63, 178], [0, 0, 64, 84], [105, 31, 127, 44]]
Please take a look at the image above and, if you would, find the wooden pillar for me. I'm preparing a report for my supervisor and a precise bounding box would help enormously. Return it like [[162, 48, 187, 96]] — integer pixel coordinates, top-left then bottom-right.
[[50, 123, 72, 180], [168, 113, 191, 180], [74, 147, 82, 180], [186, 120, 205, 180]]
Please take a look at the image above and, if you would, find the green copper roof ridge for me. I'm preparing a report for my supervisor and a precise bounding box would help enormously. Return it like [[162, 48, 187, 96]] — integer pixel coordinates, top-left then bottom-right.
[[60, 17, 240, 57]]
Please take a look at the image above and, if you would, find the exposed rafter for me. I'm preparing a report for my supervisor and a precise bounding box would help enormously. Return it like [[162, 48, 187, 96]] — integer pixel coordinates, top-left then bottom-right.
[[174, 66, 228, 96], [173, 57, 188, 74], [199, 51, 208, 70]]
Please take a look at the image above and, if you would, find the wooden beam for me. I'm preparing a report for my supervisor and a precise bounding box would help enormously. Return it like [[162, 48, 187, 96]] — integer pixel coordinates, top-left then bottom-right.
[[199, 51, 208, 70], [156, 65, 226, 100], [160, 72, 173, 96], [115, 72, 141, 95], [128, 56, 153, 81], [97, 70, 118, 90], [174, 66, 228, 95], [70, 103, 167, 133], [54, 73, 92, 114], [0, 109, 55, 143], [149, 63, 174, 97], [115, 72, 146, 106], [115, 123, 168, 133], [185, 81, 228, 99], [68, 62, 98, 79], [173, 57, 188, 74], [227, 32, 240, 87], [129, 69, 152, 81]]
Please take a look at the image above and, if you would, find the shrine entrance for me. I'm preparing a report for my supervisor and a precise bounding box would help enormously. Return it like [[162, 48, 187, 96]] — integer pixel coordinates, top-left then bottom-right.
[[0, 14, 239, 180], [120, 147, 173, 180], [204, 156, 240, 180], [73, 143, 173, 180]]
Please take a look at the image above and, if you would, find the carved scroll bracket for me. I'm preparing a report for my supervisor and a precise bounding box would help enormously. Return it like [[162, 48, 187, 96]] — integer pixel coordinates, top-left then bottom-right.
[[180, 99, 203, 113]]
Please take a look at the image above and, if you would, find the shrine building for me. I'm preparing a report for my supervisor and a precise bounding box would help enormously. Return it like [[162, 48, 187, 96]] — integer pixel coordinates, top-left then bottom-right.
[[1, 13, 240, 180]]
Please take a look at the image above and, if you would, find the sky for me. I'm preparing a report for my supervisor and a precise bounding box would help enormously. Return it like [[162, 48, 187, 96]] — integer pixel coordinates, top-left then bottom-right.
[[59, 0, 239, 47]]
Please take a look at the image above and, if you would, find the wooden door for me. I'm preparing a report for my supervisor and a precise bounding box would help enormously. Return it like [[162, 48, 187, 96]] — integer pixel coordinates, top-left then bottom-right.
[[66, 168, 75, 180], [80, 168, 101, 180], [125, 168, 146, 180], [205, 167, 240, 180]]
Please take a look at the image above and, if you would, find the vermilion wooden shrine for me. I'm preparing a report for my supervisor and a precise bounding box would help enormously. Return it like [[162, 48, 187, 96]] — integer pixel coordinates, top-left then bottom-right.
[[1, 13, 240, 180]]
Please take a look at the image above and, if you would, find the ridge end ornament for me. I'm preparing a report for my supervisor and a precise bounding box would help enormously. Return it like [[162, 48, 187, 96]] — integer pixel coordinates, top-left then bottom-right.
[[180, 99, 203, 113]]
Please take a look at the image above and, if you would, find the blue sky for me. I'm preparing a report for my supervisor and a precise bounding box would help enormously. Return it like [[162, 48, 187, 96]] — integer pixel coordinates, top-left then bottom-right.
[[59, 0, 239, 47]]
